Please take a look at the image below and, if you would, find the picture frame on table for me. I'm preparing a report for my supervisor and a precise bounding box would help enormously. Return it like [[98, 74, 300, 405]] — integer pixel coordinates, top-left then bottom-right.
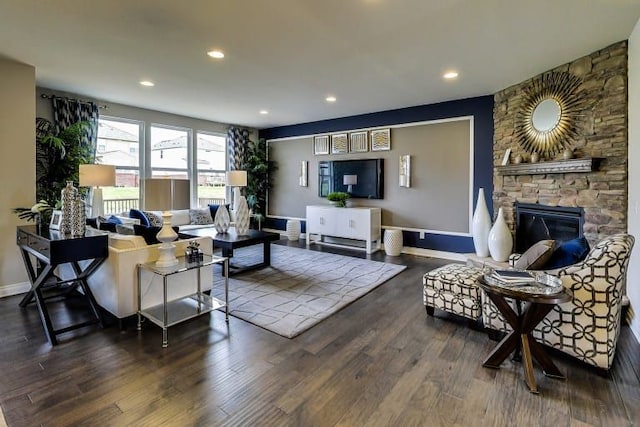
[[49, 210, 63, 230]]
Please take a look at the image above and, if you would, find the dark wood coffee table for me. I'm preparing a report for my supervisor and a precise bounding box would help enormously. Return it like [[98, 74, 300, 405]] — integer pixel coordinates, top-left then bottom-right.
[[181, 228, 279, 275], [477, 274, 572, 394]]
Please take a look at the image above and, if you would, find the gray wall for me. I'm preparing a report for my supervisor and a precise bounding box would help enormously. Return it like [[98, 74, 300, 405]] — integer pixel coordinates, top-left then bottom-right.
[[268, 118, 472, 233]]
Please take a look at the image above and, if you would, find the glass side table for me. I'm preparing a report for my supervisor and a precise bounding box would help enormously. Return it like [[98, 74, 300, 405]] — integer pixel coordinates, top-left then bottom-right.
[[137, 254, 229, 347]]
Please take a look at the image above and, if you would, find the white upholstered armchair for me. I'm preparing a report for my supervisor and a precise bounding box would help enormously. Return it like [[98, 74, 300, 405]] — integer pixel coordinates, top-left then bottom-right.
[[482, 233, 635, 370]]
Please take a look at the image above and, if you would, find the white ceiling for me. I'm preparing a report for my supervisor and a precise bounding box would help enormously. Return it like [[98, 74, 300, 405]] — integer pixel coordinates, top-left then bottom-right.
[[1, 0, 640, 129]]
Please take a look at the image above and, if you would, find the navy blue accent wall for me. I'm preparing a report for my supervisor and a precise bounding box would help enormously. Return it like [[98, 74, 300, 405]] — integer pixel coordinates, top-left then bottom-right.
[[260, 95, 494, 254]]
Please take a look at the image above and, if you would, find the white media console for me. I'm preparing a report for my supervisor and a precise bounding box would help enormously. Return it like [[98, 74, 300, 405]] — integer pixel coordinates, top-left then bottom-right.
[[305, 205, 382, 253]]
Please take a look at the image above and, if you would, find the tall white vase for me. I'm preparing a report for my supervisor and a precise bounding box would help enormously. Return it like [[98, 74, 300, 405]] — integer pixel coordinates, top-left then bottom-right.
[[488, 207, 513, 262], [472, 188, 492, 257]]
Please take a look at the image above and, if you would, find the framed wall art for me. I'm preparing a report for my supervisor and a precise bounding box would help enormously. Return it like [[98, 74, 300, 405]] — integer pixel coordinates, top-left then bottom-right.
[[349, 131, 368, 153], [370, 128, 391, 151], [331, 133, 348, 154], [313, 135, 330, 155]]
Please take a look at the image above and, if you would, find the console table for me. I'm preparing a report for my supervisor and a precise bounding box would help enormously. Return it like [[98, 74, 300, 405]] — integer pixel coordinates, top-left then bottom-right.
[[16, 225, 109, 345], [306, 205, 381, 253]]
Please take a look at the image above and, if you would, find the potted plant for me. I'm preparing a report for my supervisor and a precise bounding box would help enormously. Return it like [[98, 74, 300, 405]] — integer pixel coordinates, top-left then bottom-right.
[[326, 191, 350, 207]]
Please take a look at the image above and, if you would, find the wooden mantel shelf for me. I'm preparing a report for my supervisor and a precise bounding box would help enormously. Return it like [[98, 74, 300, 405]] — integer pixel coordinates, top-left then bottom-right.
[[496, 157, 602, 176]]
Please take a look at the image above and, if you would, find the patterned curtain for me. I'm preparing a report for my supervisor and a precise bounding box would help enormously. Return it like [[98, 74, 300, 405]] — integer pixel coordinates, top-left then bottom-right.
[[52, 96, 100, 160], [227, 126, 250, 171]]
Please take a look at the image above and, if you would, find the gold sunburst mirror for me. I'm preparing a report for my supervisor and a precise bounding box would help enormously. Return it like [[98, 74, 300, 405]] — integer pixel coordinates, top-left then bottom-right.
[[515, 72, 584, 158]]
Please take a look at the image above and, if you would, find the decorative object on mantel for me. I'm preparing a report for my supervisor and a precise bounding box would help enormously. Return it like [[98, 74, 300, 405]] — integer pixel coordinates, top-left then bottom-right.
[[472, 187, 492, 257], [501, 148, 511, 166], [213, 204, 231, 233], [562, 147, 574, 160], [299, 161, 308, 187], [370, 128, 391, 151], [496, 157, 602, 176], [515, 71, 585, 158], [530, 152, 540, 163], [349, 131, 368, 153], [155, 211, 179, 267], [313, 135, 330, 155], [399, 155, 411, 187], [513, 154, 523, 164], [331, 133, 348, 154], [488, 207, 513, 262]]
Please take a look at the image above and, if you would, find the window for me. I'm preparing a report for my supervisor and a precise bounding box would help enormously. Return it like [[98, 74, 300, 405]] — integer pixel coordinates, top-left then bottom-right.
[[150, 125, 190, 180], [96, 117, 143, 215], [196, 132, 226, 207]]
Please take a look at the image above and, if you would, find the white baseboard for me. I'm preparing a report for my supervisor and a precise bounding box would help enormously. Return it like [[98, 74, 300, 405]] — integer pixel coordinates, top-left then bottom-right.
[[0, 281, 30, 298], [398, 246, 467, 262]]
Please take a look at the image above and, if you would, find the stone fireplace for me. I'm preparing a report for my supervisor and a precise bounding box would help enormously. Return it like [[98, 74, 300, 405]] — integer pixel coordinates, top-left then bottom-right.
[[492, 41, 628, 246]]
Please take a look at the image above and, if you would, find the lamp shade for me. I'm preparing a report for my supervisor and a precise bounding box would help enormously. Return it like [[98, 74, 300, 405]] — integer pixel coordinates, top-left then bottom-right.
[[144, 178, 190, 210], [79, 164, 116, 187], [343, 174, 357, 185], [226, 170, 247, 187]]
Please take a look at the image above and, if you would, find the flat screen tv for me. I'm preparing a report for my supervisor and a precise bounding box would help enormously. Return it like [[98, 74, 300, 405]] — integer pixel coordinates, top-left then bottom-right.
[[318, 158, 384, 199]]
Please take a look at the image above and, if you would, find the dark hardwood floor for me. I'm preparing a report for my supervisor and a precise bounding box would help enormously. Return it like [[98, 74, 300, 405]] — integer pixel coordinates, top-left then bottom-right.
[[1, 239, 639, 426]]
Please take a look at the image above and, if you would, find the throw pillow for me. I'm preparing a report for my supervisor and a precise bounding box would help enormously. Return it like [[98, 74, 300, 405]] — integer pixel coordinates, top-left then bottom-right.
[[115, 224, 135, 235], [129, 209, 151, 227], [544, 236, 590, 270], [133, 224, 180, 245], [143, 211, 164, 227], [208, 203, 231, 221], [514, 239, 555, 270], [99, 222, 118, 232], [189, 208, 213, 225]]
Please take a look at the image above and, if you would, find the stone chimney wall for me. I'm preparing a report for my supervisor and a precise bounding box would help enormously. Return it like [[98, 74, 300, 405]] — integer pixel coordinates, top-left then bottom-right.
[[493, 41, 628, 244]]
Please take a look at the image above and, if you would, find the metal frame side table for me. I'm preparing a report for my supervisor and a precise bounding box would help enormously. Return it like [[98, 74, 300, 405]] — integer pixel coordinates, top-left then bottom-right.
[[136, 254, 229, 347]]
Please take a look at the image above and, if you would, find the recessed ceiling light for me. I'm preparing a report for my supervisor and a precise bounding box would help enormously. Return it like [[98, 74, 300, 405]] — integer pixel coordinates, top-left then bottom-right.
[[325, 96, 337, 103], [259, 110, 269, 115], [443, 71, 459, 80], [207, 50, 225, 59], [139, 80, 155, 87]]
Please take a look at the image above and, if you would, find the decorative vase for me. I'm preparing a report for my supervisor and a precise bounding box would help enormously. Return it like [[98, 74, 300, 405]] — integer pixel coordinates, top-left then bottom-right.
[[384, 229, 403, 256], [562, 147, 573, 160], [235, 196, 250, 236], [155, 211, 178, 267], [60, 181, 78, 235], [72, 197, 86, 236], [213, 204, 231, 233], [530, 152, 540, 163], [471, 188, 491, 257], [286, 220, 301, 241], [488, 207, 513, 262]]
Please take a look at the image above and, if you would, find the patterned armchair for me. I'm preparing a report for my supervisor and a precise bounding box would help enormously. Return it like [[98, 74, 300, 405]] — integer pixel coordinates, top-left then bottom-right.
[[482, 233, 635, 370]]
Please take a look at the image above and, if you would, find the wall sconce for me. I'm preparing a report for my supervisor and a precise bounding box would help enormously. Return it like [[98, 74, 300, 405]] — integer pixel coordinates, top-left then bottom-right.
[[299, 161, 308, 187], [399, 155, 411, 187], [343, 174, 357, 193]]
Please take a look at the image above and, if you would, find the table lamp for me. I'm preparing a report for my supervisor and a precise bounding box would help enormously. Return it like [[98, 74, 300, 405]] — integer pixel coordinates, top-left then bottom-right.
[[144, 178, 190, 267], [79, 164, 116, 217], [225, 170, 250, 235], [343, 174, 357, 193]]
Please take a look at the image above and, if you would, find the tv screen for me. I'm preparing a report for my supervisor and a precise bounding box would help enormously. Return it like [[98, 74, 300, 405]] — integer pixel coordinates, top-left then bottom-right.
[[318, 159, 384, 199]]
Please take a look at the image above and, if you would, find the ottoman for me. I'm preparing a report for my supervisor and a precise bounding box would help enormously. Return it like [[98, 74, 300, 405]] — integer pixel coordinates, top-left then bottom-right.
[[423, 263, 484, 323]]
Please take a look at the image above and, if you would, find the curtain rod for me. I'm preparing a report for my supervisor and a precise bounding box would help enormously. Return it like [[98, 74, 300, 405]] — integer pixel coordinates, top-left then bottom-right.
[[40, 93, 108, 110]]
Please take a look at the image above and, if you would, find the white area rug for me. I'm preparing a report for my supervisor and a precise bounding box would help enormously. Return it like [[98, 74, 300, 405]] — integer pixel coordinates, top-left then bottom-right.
[[211, 245, 406, 338]]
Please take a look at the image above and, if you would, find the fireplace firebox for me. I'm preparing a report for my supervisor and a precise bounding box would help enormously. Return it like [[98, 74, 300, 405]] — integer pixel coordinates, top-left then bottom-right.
[[515, 203, 584, 253]]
